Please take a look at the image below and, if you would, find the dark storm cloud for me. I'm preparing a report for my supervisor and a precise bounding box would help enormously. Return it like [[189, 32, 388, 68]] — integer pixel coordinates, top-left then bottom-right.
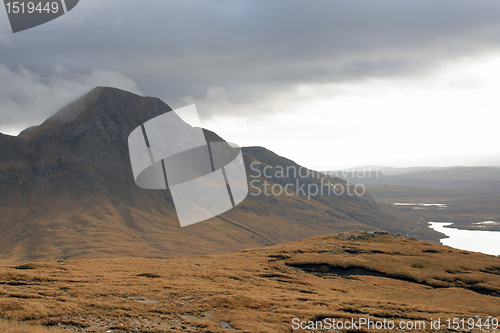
[[1, 0, 500, 131]]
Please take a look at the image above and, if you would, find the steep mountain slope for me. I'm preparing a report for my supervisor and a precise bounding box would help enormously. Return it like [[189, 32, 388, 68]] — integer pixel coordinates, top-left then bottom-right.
[[0, 87, 433, 264]]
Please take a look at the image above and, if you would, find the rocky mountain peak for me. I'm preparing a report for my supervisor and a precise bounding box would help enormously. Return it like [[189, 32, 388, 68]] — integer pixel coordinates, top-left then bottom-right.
[[26, 87, 173, 143]]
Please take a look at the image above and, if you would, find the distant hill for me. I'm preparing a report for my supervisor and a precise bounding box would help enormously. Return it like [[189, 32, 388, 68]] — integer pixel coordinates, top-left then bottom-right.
[[0, 87, 430, 264], [328, 166, 500, 194], [17, 125, 38, 136], [326, 165, 446, 176]]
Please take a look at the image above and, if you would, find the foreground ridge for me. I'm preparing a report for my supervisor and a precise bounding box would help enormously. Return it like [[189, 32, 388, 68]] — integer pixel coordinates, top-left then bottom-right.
[[0, 232, 499, 332]]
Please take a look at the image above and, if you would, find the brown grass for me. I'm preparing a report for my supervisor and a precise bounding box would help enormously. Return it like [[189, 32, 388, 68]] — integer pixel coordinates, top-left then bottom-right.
[[0, 232, 499, 332], [0, 320, 66, 333]]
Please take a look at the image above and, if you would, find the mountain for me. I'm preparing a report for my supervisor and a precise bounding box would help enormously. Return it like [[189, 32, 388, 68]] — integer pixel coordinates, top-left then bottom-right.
[[0, 87, 433, 264]]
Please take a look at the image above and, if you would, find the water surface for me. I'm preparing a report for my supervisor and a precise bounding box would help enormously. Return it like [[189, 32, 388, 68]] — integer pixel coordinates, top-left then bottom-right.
[[428, 222, 500, 256]]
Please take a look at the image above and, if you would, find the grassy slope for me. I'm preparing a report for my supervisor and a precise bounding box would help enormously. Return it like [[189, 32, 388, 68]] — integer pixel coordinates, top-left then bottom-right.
[[0, 232, 499, 332], [0, 320, 66, 333]]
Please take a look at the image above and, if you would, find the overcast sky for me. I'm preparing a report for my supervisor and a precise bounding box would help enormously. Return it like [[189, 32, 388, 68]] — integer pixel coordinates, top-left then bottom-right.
[[1, 0, 500, 170]]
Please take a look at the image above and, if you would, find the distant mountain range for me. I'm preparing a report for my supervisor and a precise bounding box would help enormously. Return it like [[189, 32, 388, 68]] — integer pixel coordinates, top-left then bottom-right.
[[329, 164, 500, 177], [327, 166, 500, 194], [0, 87, 432, 264], [327, 166, 450, 176]]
